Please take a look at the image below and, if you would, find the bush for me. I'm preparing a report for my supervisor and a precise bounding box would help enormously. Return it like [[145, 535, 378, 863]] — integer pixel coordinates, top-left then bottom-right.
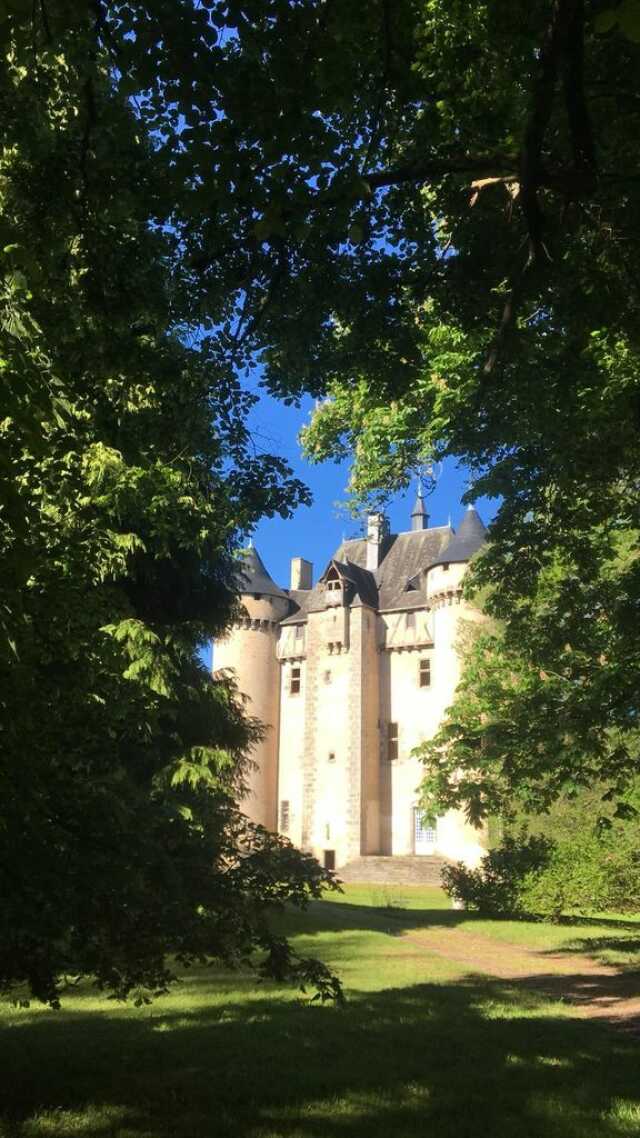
[[521, 833, 640, 918], [442, 832, 553, 915], [442, 828, 640, 919]]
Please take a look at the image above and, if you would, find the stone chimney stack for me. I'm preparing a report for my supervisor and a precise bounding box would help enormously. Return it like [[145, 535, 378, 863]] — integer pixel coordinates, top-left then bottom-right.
[[366, 512, 389, 571], [290, 556, 313, 591]]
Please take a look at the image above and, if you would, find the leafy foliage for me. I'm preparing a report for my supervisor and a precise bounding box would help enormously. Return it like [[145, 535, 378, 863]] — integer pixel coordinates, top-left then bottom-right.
[[4, 0, 640, 995], [443, 788, 640, 917], [442, 833, 554, 916], [420, 530, 640, 822], [13, 1, 634, 819], [116, 0, 640, 816], [0, 2, 339, 1006]]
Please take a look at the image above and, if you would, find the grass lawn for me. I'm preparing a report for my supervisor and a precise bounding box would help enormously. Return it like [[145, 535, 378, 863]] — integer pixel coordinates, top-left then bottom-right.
[[1, 885, 639, 1138]]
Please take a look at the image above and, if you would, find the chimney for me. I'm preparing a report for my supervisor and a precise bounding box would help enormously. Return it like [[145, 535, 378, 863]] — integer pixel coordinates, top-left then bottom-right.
[[290, 557, 313, 591], [366, 512, 389, 571]]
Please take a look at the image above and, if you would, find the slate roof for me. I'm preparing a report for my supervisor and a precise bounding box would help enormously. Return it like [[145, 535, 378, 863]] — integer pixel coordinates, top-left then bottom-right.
[[430, 506, 486, 568], [330, 558, 379, 609], [280, 554, 378, 624], [263, 510, 486, 625], [374, 527, 453, 610], [236, 546, 288, 600]]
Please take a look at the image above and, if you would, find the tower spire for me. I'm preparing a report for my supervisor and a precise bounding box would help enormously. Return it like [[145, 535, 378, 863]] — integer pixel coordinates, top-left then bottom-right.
[[410, 478, 428, 531]]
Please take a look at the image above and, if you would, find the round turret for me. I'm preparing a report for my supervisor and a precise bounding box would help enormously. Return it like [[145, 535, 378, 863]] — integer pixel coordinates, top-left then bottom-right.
[[214, 546, 290, 829], [425, 506, 488, 865]]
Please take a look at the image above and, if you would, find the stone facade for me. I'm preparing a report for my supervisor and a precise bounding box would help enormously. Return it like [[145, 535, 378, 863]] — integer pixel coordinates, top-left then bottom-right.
[[214, 496, 488, 871]]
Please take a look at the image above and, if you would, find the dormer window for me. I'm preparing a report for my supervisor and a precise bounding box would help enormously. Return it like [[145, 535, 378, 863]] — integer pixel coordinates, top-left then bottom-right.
[[326, 579, 341, 592]]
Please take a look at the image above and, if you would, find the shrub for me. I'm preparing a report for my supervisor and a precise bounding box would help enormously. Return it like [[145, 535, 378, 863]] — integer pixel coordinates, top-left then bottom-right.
[[521, 833, 640, 918], [442, 832, 553, 915], [443, 828, 640, 918]]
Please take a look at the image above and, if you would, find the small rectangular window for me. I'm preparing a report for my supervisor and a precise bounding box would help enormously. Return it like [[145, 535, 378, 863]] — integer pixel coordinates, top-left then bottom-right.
[[325, 823, 331, 841], [328, 751, 336, 764], [295, 623, 303, 639], [406, 612, 415, 629], [419, 658, 431, 688], [387, 721, 399, 761], [290, 665, 301, 695], [324, 669, 332, 684], [280, 800, 290, 833]]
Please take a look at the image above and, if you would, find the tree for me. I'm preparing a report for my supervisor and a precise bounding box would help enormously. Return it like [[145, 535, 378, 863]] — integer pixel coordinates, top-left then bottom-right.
[[0, 2, 341, 1007], [420, 532, 640, 823], [103, 0, 638, 818], [7, 0, 639, 1005]]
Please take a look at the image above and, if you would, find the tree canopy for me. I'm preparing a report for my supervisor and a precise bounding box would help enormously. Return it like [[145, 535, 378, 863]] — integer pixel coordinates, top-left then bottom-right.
[[0, 0, 342, 1006], [111, 0, 638, 820], [4, 0, 640, 1002]]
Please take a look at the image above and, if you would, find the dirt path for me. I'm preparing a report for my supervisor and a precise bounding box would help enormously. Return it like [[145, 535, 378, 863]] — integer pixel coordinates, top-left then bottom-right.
[[401, 926, 640, 1032]]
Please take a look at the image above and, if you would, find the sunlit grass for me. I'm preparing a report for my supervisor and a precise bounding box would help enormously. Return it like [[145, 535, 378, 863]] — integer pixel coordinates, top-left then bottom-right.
[[1, 884, 639, 1138]]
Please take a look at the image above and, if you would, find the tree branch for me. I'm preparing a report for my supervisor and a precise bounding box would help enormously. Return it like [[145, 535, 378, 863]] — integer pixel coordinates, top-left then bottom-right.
[[484, 1, 591, 375], [364, 153, 517, 190], [519, 1, 573, 265], [360, 0, 393, 175], [39, 0, 52, 43], [562, 0, 597, 191]]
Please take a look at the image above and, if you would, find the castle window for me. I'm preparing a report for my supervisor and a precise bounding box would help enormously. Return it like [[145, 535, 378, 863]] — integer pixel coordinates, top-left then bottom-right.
[[406, 612, 415, 630], [419, 658, 431, 688], [290, 665, 301, 695], [328, 751, 336, 763], [280, 800, 290, 833], [387, 722, 399, 761]]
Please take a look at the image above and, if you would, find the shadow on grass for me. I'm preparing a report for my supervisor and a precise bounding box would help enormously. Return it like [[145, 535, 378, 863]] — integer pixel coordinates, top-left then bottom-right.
[[544, 935, 640, 973], [2, 970, 639, 1138], [291, 899, 640, 940]]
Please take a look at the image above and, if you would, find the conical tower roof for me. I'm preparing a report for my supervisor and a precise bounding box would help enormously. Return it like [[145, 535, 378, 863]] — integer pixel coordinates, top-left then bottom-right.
[[410, 481, 428, 531], [430, 505, 486, 567], [236, 545, 287, 600]]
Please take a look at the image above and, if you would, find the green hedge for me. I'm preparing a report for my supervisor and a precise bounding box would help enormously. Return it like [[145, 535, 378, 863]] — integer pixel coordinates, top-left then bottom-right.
[[442, 827, 640, 919]]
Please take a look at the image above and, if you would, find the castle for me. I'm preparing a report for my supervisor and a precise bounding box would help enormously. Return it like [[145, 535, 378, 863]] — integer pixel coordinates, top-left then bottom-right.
[[214, 488, 488, 874]]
